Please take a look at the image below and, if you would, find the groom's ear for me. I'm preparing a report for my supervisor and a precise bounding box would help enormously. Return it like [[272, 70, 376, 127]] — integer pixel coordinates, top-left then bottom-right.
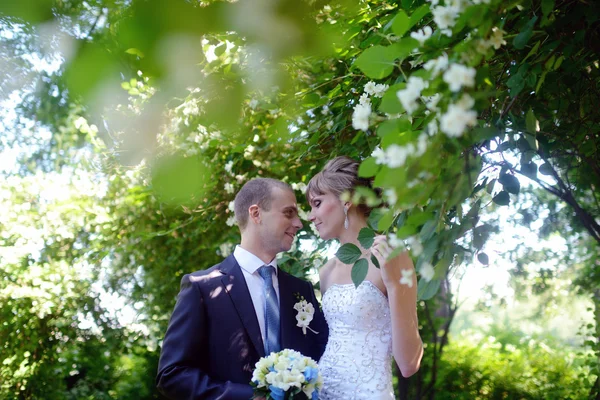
[[248, 204, 261, 225]]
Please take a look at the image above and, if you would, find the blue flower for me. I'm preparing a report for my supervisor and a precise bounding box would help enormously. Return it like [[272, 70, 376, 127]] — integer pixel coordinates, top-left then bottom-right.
[[269, 386, 285, 400], [303, 367, 318, 383], [312, 390, 319, 400]]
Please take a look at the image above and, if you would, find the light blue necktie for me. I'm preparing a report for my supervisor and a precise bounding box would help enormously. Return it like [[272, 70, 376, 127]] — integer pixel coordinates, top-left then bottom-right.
[[257, 265, 280, 355]]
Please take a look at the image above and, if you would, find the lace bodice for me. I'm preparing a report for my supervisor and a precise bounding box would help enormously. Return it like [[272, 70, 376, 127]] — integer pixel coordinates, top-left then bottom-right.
[[318, 281, 394, 400]]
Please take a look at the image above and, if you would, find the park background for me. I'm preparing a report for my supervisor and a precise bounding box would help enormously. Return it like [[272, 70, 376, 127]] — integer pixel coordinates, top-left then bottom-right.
[[0, 0, 598, 398]]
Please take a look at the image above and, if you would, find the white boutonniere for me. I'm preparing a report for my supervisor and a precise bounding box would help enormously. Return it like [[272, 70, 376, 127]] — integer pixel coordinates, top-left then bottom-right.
[[293, 298, 319, 335]]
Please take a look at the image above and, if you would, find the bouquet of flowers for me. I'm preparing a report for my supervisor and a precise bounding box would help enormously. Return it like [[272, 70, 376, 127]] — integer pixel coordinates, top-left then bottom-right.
[[251, 349, 323, 400]]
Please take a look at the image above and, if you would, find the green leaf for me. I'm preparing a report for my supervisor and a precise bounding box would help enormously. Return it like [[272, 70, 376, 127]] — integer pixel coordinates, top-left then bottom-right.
[[409, 4, 431, 27], [336, 243, 362, 264], [472, 127, 499, 141], [353, 46, 395, 79], [358, 157, 379, 178], [358, 227, 376, 249], [420, 219, 437, 241], [541, 0, 554, 17], [387, 38, 420, 60], [125, 48, 144, 58], [539, 163, 553, 176], [553, 56, 564, 70], [498, 174, 520, 194], [417, 278, 441, 301], [492, 191, 510, 206], [513, 16, 538, 50], [392, 11, 410, 37], [477, 252, 489, 265], [526, 109, 537, 134], [507, 74, 525, 97], [486, 179, 496, 194], [520, 162, 538, 178], [377, 209, 396, 232], [351, 258, 369, 288], [379, 85, 404, 114], [406, 211, 434, 227], [371, 254, 380, 269]]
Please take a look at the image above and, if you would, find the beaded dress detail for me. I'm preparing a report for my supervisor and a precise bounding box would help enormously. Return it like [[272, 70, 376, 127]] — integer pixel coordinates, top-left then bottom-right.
[[319, 281, 394, 400]]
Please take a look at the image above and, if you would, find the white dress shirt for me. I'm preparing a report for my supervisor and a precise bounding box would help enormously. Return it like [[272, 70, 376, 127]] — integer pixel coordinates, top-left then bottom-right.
[[233, 245, 280, 346]]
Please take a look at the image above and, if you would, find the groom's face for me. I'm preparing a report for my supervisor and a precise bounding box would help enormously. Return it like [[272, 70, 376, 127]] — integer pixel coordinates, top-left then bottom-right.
[[259, 187, 303, 254]]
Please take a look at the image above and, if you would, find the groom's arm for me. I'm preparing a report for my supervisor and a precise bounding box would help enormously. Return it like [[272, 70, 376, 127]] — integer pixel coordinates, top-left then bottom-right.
[[156, 274, 253, 400], [306, 281, 329, 359]]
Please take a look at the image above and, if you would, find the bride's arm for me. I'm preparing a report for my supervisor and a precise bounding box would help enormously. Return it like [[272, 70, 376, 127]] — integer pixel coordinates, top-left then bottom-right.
[[372, 236, 423, 378]]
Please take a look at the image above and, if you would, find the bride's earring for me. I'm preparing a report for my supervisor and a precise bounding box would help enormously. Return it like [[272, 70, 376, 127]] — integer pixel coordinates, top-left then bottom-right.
[[344, 207, 349, 230]]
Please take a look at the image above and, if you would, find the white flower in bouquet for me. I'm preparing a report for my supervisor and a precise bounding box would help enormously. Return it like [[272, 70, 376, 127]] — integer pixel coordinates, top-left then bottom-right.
[[252, 349, 323, 400]]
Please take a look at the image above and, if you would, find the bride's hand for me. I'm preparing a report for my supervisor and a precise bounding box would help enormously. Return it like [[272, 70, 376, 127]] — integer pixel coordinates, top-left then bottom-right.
[[371, 235, 415, 289]]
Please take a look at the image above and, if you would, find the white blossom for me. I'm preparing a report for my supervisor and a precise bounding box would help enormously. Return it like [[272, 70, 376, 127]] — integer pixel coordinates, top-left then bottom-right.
[[456, 93, 475, 109], [181, 98, 200, 116], [325, 120, 334, 130], [441, 28, 453, 37], [489, 27, 507, 49], [224, 160, 234, 174], [224, 183, 235, 194], [371, 146, 387, 164], [384, 189, 398, 206], [399, 269, 414, 287], [416, 133, 428, 155], [372, 83, 389, 98], [321, 105, 330, 115], [423, 53, 449, 77], [385, 144, 410, 168], [475, 39, 491, 55], [248, 99, 259, 109], [226, 215, 237, 226], [364, 81, 378, 96], [228, 200, 235, 211], [428, 120, 439, 135], [244, 145, 255, 159], [352, 102, 372, 131], [407, 236, 423, 256], [432, 6, 459, 31], [396, 76, 428, 115], [388, 233, 405, 249], [419, 262, 435, 282], [423, 93, 442, 111], [440, 96, 478, 137], [410, 26, 433, 46], [219, 242, 234, 257], [291, 182, 307, 192], [359, 93, 371, 105], [443, 63, 476, 92]]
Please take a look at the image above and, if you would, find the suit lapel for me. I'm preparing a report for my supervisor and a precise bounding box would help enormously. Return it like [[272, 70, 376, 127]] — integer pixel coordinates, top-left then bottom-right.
[[278, 269, 299, 350], [219, 255, 265, 358]]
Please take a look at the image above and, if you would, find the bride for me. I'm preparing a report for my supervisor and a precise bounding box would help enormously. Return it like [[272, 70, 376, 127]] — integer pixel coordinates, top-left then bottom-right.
[[306, 156, 423, 400]]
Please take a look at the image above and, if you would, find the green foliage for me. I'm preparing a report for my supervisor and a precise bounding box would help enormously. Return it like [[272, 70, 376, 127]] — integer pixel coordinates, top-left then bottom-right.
[[435, 334, 592, 399]]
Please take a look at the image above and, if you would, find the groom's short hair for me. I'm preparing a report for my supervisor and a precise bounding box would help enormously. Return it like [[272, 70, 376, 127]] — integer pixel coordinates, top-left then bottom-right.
[[234, 178, 292, 230]]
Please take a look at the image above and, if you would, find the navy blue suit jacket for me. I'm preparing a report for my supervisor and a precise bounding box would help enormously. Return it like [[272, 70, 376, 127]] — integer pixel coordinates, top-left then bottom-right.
[[156, 254, 329, 400]]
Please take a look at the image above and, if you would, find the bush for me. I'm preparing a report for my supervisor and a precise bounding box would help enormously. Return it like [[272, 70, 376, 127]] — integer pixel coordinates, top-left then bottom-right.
[[434, 332, 593, 400]]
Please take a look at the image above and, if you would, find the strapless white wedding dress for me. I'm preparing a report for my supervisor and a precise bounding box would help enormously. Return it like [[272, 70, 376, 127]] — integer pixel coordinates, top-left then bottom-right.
[[319, 281, 395, 400]]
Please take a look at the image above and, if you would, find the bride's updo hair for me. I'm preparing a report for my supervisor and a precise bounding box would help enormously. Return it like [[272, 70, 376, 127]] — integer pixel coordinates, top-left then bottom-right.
[[306, 156, 381, 217]]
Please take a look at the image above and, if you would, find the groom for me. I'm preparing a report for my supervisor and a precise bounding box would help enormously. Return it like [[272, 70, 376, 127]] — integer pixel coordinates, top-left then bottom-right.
[[156, 178, 328, 400]]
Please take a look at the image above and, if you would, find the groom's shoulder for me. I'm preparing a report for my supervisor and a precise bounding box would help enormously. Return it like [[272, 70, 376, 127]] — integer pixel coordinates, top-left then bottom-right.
[[182, 257, 232, 286], [280, 269, 313, 290]]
